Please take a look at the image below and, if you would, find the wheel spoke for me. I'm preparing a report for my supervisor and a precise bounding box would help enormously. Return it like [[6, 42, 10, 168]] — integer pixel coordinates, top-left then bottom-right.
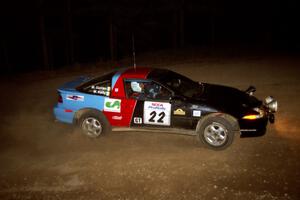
[[217, 133, 225, 141], [207, 135, 215, 144], [93, 119, 100, 129], [211, 125, 218, 132]]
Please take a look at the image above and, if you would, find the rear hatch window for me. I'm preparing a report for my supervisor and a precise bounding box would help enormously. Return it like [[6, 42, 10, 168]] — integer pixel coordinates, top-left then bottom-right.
[[77, 71, 115, 96]]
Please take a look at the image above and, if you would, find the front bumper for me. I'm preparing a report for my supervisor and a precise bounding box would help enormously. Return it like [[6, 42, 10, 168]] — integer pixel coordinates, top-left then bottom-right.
[[239, 95, 277, 137], [239, 114, 274, 137]]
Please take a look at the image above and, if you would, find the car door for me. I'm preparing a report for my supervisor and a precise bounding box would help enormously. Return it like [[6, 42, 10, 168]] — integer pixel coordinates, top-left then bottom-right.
[[170, 97, 195, 129], [124, 79, 173, 128]]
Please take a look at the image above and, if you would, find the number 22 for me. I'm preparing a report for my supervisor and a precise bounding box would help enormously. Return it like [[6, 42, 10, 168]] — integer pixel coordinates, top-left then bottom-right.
[[149, 111, 165, 123]]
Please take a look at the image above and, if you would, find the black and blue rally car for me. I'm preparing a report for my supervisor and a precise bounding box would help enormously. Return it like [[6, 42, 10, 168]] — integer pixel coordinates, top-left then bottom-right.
[[54, 67, 278, 150]]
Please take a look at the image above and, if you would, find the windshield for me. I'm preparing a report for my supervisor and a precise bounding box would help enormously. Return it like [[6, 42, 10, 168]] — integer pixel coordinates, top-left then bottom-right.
[[150, 70, 203, 98]]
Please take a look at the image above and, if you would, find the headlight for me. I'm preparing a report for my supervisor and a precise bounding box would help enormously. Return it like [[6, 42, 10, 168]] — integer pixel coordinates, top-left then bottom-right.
[[264, 96, 278, 113], [242, 107, 264, 120]]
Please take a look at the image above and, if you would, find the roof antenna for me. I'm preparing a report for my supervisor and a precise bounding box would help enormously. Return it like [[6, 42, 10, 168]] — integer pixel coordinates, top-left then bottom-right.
[[132, 33, 136, 70]]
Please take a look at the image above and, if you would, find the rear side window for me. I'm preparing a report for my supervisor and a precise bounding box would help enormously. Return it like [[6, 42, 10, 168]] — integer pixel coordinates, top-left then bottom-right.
[[77, 72, 114, 96]]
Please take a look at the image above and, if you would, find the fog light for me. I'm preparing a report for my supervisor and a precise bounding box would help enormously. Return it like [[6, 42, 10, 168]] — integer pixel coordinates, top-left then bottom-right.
[[268, 100, 278, 112], [264, 96, 278, 113], [265, 96, 274, 104]]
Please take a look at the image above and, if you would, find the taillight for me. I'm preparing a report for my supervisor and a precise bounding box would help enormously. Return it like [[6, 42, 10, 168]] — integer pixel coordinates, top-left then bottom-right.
[[58, 93, 63, 103]]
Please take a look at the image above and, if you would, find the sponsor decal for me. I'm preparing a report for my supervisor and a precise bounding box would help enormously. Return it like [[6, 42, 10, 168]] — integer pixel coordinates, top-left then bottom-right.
[[112, 116, 122, 120], [191, 105, 201, 109], [133, 117, 142, 124], [91, 86, 110, 96], [193, 110, 201, 117], [147, 102, 166, 110], [93, 90, 106, 95], [174, 108, 186, 115], [66, 95, 84, 101], [104, 98, 121, 113], [144, 101, 171, 126]]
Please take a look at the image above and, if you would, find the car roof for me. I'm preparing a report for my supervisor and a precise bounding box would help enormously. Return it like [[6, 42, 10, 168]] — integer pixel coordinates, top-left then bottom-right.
[[115, 67, 169, 80], [118, 67, 151, 79]]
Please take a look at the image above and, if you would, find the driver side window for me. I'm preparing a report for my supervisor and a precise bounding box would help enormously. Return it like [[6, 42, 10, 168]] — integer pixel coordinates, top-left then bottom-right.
[[125, 80, 172, 100]]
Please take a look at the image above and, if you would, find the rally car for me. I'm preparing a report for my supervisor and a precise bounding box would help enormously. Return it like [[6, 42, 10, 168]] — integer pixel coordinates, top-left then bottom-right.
[[53, 67, 277, 150]]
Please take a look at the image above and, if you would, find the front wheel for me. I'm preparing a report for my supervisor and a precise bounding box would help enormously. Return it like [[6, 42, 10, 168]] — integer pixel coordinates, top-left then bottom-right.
[[197, 115, 235, 150]]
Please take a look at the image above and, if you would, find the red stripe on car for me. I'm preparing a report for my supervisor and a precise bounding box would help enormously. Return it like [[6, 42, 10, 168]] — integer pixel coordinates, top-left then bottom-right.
[[104, 67, 151, 127]]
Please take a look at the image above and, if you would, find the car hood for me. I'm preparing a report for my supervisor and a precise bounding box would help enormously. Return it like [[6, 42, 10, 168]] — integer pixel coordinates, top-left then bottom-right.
[[192, 83, 262, 116]]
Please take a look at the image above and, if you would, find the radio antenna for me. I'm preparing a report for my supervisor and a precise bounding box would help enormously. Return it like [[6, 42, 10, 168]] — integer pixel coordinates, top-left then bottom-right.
[[132, 33, 136, 69]]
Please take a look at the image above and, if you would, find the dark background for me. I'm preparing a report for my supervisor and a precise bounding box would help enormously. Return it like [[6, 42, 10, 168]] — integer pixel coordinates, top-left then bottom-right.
[[1, 0, 299, 73]]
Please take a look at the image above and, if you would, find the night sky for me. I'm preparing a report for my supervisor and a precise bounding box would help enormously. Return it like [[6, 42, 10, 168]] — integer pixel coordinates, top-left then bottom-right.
[[1, 0, 299, 73]]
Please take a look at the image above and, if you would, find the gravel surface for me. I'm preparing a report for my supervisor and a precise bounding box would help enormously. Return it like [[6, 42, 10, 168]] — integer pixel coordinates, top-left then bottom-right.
[[0, 55, 299, 199]]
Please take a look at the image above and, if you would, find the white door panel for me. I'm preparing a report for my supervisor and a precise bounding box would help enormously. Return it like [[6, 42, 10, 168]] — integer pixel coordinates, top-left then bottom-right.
[[143, 101, 171, 126]]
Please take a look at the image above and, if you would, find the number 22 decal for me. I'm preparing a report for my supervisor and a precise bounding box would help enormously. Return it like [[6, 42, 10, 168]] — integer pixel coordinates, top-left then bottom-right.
[[149, 111, 165, 123], [144, 101, 171, 126]]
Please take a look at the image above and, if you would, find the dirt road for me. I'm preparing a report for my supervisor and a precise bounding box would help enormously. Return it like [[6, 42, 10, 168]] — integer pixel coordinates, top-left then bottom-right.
[[0, 55, 299, 199]]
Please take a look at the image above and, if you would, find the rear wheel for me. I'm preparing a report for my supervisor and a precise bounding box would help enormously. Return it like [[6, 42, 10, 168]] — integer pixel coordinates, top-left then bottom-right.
[[197, 115, 235, 150], [78, 110, 110, 138]]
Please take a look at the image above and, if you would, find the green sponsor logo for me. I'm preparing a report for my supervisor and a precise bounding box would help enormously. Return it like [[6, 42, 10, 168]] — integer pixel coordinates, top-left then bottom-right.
[[105, 100, 120, 109]]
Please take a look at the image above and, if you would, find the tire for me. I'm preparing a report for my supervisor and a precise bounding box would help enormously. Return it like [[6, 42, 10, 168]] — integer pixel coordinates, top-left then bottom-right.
[[78, 110, 110, 138], [197, 115, 235, 150]]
